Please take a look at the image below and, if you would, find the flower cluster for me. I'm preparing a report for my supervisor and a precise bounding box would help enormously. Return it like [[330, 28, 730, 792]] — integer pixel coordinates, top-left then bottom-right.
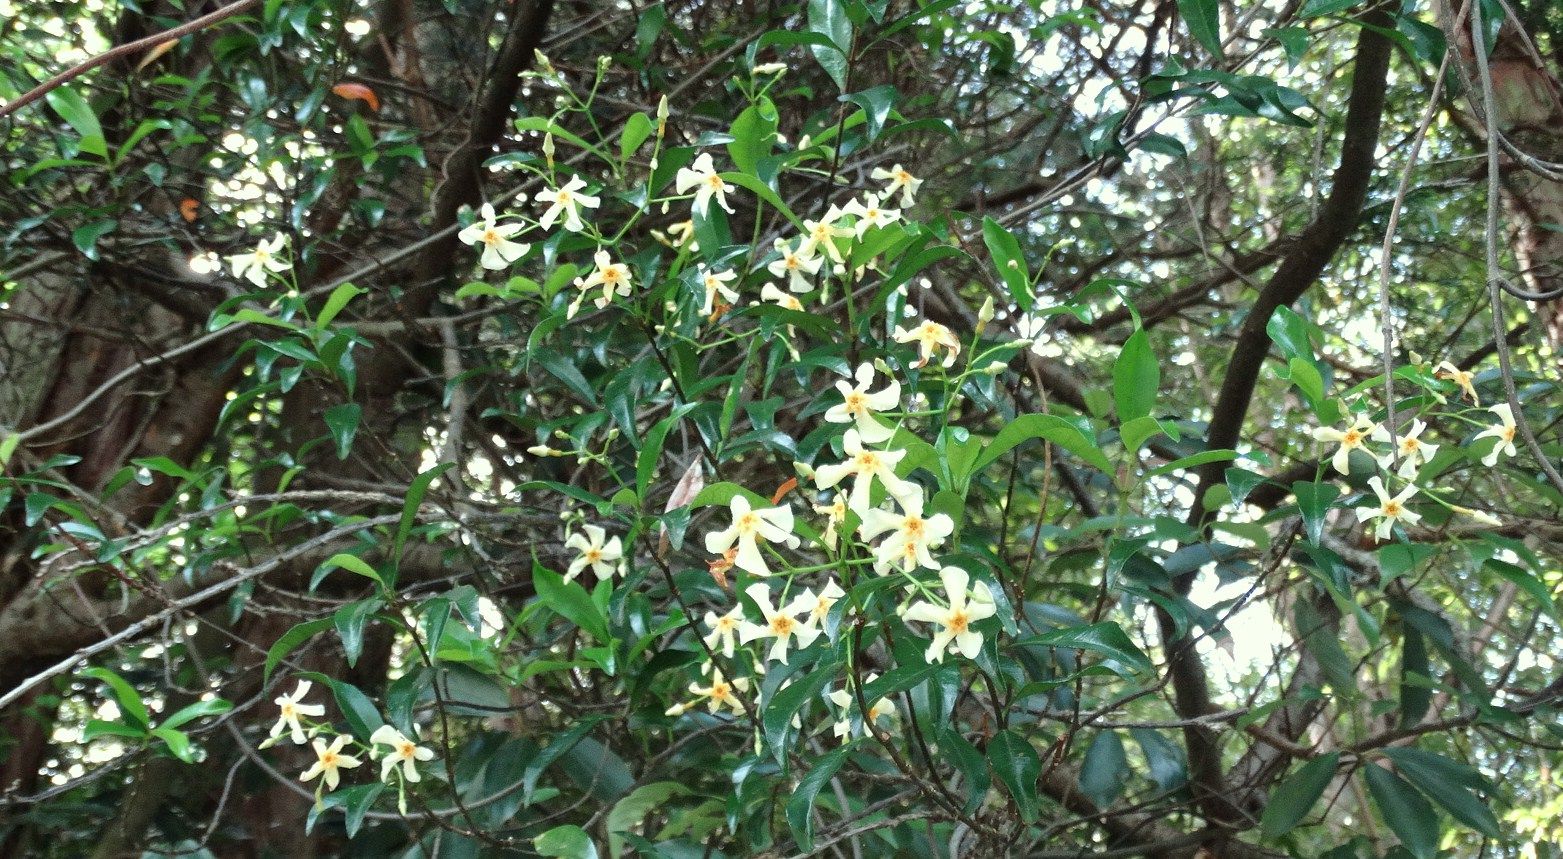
[[266, 680, 435, 813]]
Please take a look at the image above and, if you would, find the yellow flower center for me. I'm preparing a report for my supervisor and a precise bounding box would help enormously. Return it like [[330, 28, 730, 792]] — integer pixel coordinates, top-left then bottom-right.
[[1383, 501, 1402, 518], [770, 615, 794, 636], [855, 452, 880, 471], [904, 516, 924, 538], [602, 267, 623, 284], [557, 190, 573, 204], [706, 175, 725, 191], [895, 169, 912, 184], [1342, 430, 1362, 446], [844, 392, 866, 414], [737, 511, 761, 534], [947, 610, 969, 635], [585, 548, 602, 563], [785, 255, 800, 271], [397, 741, 415, 758], [482, 229, 502, 246], [280, 702, 297, 718], [717, 617, 737, 632], [710, 682, 730, 700], [321, 750, 339, 766], [1502, 426, 1516, 443], [1401, 438, 1419, 453]]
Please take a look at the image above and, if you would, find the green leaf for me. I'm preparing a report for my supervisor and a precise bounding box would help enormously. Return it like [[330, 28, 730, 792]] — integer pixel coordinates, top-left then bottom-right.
[[315, 553, 385, 590], [1363, 762, 1441, 859], [807, 0, 853, 90], [160, 697, 233, 731], [45, 87, 107, 158], [72, 219, 117, 259], [150, 727, 195, 762], [1381, 748, 1500, 837], [83, 719, 147, 741], [619, 112, 653, 162], [1014, 621, 1153, 679], [0, 433, 18, 467], [334, 598, 380, 667], [717, 172, 803, 227], [606, 782, 690, 857], [763, 664, 834, 758], [533, 563, 610, 642], [1113, 328, 1158, 421], [534, 825, 599, 859], [327, 678, 385, 740], [1398, 626, 1431, 728], [263, 618, 333, 684], [395, 462, 453, 571], [1176, 0, 1223, 56], [323, 403, 360, 460], [975, 413, 1112, 473], [987, 729, 1041, 823], [315, 283, 365, 329], [1079, 730, 1130, 809], [639, 403, 699, 505], [939, 727, 991, 814], [81, 667, 151, 731], [786, 741, 854, 853], [1261, 752, 1339, 837], [841, 85, 896, 144], [727, 98, 777, 175], [1299, 0, 1361, 16], [1292, 480, 1340, 545], [1267, 306, 1314, 361], [1148, 449, 1236, 477], [982, 216, 1031, 310], [1130, 728, 1188, 793]]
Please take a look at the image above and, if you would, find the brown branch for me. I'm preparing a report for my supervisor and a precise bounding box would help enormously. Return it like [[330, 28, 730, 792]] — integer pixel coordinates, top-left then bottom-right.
[[1160, 3, 1397, 832], [0, 0, 262, 119]]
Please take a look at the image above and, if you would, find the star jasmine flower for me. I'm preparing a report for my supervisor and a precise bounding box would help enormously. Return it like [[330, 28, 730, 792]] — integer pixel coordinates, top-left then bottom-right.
[[903, 566, 996, 663], [870, 164, 923, 207], [229, 233, 290, 288], [1380, 419, 1438, 478], [703, 605, 745, 658], [564, 524, 622, 582], [300, 734, 362, 791], [675, 153, 735, 216], [840, 192, 901, 239], [569, 249, 633, 318], [369, 725, 435, 784], [859, 492, 954, 573], [1014, 314, 1048, 355], [269, 680, 326, 745], [813, 428, 917, 515], [800, 207, 852, 263], [759, 281, 805, 312], [893, 316, 961, 369], [795, 579, 846, 626], [685, 670, 749, 715], [1436, 361, 1479, 404], [697, 265, 739, 316], [1356, 475, 1421, 540], [1473, 403, 1519, 467], [814, 494, 847, 547], [703, 494, 799, 578], [737, 583, 820, 665], [457, 203, 530, 269], [1312, 415, 1388, 475], [824, 362, 900, 443], [536, 175, 600, 232], [766, 238, 824, 292]]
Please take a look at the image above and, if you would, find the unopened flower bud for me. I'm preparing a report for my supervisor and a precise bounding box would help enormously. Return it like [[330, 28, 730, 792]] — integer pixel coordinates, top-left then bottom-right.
[[793, 460, 817, 482], [977, 296, 994, 334], [981, 361, 1007, 375], [542, 133, 555, 169]]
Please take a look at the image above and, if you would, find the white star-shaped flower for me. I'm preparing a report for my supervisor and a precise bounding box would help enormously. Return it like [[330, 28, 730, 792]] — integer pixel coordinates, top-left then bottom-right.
[[859, 491, 954, 573], [813, 428, 917, 515], [229, 233, 291, 288], [840, 192, 901, 239], [269, 680, 326, 745], [564, 524, 622, 582], [1355, 475, 1421, 540], [1473, 403, 1519, 467], [369, 725, 435, 784], [870, 163, 923, 207], [1311, 414, 1387, 475], [902, 566, 996, 663], [823, 362, 900, 443], [697, 265, 739, 316], [457, 203, 530, 269], [675, 153, 735, 217], [766, 238, 824, 292], [737, 583, 820, 665], [300, 734, 362, 791], [1379, 419, 1438, 478], [536, 175, 600, 233], [703, 494, 799, 577]]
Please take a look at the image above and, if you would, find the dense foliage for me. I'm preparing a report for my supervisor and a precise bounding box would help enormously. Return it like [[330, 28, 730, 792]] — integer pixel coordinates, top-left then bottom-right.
[[1, 0, 1562, 857]]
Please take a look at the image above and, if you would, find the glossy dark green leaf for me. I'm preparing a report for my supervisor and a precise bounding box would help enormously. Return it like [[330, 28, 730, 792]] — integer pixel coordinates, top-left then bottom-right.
[[81, 667, 151, 731], [1363, 762, 1440, 859], [263, 618, 333, 684], [982, 216, 1031, 310], [1260, 751, 1339, 837], [1176, 0, 1222, 56], [322, 402, 360, 460], [533, 563, 610, 642], [988, 728, 1041, 822], [807, 0, 852, 90], [786, 741, 854, 852], [1078, 730, 1130, 809], [1013, 621, 1153, 679], [1292, 480, 1340, 545], [975, 413, 1112, 473], [1381, 748, 1500, 837]]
